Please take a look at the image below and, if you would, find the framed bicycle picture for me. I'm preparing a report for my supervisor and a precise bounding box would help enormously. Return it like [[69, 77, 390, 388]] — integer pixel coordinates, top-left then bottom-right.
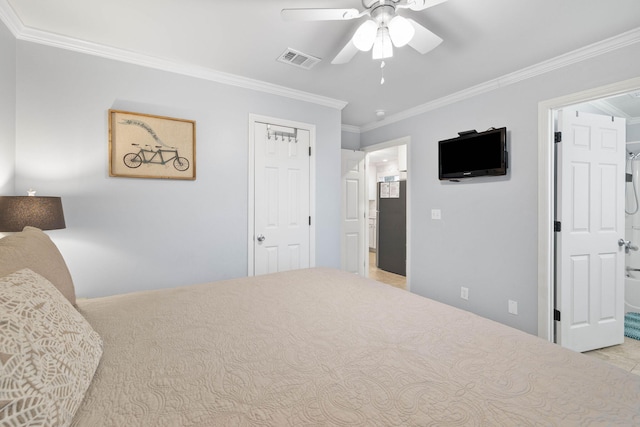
[[109, 109, 196, 180]]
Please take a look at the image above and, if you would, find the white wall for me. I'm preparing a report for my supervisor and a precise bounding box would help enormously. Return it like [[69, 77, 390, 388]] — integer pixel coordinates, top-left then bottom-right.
[[375, 160, 400, 182], [360, 42, 640, 335], [0, 20, 15, 194], [13, 41, 342, 298]]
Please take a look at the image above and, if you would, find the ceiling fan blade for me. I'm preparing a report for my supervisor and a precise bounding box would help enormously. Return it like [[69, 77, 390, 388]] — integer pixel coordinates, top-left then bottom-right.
[[407, 0, 448, 11], [281, 8, 360, 21], [331, 40, 359, 64], [406, 18, 443, 54]]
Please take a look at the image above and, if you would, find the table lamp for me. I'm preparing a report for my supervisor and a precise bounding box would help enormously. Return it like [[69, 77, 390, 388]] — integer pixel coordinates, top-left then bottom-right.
[[0, 190, 66, 232]]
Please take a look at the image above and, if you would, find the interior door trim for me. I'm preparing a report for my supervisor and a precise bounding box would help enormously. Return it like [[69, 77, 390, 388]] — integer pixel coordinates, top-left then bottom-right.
[[362, 136, 411, 290], [247, 113, 316, 276], [537, 76, 640, 342]]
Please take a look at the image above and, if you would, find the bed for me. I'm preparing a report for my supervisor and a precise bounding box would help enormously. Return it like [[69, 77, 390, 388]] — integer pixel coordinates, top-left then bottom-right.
[[1, 227, 639, 426]]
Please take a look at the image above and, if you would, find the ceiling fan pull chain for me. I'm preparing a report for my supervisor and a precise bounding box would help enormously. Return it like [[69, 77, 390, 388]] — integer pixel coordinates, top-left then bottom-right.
[[380, 60, 386, 85]]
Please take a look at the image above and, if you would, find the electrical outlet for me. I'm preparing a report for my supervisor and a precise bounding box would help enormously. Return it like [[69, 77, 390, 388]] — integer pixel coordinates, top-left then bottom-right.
[[508, 300, 518, 315], [460, 287, 469, 300], [431, 209, 441, 220]]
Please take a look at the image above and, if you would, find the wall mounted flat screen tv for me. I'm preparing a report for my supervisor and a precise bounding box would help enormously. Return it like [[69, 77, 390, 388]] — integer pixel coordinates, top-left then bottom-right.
[[438, 127, 508, 180]]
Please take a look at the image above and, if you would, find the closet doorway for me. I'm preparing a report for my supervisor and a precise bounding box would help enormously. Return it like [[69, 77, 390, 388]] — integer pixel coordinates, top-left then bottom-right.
[[248, 114, 316, 276], [364, 137, 410, 290]]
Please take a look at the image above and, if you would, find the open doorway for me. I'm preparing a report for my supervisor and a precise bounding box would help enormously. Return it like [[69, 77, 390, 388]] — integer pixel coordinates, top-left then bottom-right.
[[538, 77, 640, 353], [553, 109, 625, 353], [568, 93, 640, 315], [564, 95, 640, 370], [364, 137, 410, 291]]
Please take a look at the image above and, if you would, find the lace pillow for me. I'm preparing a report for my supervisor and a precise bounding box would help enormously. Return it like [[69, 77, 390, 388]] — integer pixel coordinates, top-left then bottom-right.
[[0, 269, 103, 426]]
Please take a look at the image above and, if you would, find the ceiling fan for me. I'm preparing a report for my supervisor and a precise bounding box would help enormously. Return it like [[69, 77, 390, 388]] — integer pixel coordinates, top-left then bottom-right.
[[281, 0, 447, 64]]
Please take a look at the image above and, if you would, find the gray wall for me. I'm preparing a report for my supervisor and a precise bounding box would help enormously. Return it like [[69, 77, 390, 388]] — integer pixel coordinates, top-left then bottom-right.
[[341, 129, 360, 150], [629, 123, 640, 142], [13, 41, 342, 298], [0, 20, 15, 194], [361, 43, 640, 335]]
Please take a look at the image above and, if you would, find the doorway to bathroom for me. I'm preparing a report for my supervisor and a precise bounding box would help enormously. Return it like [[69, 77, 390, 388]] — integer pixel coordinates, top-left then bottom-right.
[[554, 109, 626, 353], [538, 77, 640, 355]]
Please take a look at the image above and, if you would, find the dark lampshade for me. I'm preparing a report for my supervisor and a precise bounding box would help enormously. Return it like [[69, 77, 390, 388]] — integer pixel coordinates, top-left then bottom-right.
[[0, 196, 66, 232]]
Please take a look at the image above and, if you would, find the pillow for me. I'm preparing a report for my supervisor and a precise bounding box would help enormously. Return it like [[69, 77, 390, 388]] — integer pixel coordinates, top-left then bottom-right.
[[0, 226, 76, 306], [0, 269, 103, 426]]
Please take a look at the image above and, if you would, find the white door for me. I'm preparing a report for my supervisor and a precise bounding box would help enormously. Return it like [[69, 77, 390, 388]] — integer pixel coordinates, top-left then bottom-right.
[[556, 110, 626, 352], [341, 149, 366, 275], [253, 122, 310, 275]]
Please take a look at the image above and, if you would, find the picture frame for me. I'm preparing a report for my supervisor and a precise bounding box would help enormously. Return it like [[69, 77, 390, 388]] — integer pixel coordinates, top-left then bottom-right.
[[109, 109, 196, 180]]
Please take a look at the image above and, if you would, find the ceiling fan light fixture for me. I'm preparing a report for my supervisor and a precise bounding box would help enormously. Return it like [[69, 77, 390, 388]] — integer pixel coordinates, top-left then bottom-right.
[[372, 26, 393, 60], [353, 20, 377, 51], [388, 15, 414, 47]]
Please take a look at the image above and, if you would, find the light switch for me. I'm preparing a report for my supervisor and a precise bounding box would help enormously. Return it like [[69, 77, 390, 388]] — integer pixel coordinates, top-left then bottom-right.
[[431, 209, 441, 220]]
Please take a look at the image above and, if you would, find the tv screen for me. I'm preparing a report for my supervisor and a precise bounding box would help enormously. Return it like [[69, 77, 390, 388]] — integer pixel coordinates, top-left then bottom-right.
[[438, 127, 507, 180]]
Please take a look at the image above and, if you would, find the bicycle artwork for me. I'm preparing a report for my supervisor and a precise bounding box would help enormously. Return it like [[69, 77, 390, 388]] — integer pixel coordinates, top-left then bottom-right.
[[109, 110, 196, 180], [123, 144, 190, 171]]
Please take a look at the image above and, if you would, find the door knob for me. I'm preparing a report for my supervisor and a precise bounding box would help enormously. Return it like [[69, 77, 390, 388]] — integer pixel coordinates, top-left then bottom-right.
[[619, 238, 638, 253], [256, 234, 266, 242]]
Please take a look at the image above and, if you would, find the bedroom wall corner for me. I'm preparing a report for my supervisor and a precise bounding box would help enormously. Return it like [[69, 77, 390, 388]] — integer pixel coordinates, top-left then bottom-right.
[[14, 41, 342, 297], [341, 128, 361, 150], [359, 41, 640, 335], [0, 18, 16, 195]]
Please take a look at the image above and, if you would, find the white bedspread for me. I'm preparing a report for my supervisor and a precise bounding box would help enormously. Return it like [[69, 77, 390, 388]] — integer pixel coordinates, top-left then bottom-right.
[[73, 268, 640, 426]]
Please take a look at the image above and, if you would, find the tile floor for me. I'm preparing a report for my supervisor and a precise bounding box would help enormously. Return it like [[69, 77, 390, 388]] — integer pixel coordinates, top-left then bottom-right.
[[583, 336, 640, 376], [368, 252, 406, 290]]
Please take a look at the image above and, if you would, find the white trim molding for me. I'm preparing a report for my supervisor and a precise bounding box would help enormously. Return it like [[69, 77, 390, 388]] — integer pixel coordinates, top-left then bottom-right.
[[362, 136, 411, 290], [0, 0, 347, 112], [247, 114, 316, 276], [0, 0, 20, 35], [361, 27, 640, 133], [2, 0, 638, 131], [341, 124, 361, 134], [537, 76, 640, 342]]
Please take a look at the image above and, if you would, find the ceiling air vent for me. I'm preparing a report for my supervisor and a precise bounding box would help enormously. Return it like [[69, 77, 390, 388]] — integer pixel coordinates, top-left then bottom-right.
[[277, 48, 321, 70]]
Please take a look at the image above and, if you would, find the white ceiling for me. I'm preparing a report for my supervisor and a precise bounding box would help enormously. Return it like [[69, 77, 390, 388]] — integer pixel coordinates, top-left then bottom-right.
[[4, 0, 640, 128], [368, 146, 400, 164], [583, 91, 640, 125]]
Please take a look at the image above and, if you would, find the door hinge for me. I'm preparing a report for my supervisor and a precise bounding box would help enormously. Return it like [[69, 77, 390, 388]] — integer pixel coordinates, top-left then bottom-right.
[[309, 216, 311, 226], [554, 132, 562, 143], [309, 146, 311, 156], [554, 221, 561, 232], [554, 309, 561, 322]]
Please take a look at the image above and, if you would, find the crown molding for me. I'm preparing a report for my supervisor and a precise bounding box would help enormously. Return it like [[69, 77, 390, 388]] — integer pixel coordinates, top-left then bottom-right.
[[360, 26, 640, 133], [341, 124, 361, 134], [0, 0, 348, 111], [0, 0, 21, 36], [2, 0, 638, 129]]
